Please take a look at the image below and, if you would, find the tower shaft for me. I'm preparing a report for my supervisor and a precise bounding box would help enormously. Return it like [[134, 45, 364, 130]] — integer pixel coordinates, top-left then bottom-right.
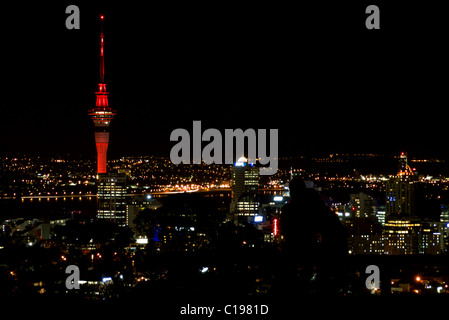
[[95, 132, 110, 174]]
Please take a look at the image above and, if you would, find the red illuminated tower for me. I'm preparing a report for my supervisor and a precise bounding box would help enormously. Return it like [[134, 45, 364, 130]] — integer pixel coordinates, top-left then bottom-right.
[[88, 15, 116, 174]]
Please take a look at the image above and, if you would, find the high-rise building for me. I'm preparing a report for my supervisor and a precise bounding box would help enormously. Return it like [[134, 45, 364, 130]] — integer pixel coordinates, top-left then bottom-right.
[[440, 206, 449, 224], [383, 219, 444, 255], [230, 156, 259, 224], [126, 194, 162, 230], [260, 194, 289, 243], [417, 221, 445, 255], [88, 15, 116, 174], [349, 192, 376, 219], [386, 153, 416, 218], [345, 213, 384, 255], [376, 205, 386, 226], [440, 206, 449, 247], [97, 174, 127, 225], [383, 218, 420, 255]]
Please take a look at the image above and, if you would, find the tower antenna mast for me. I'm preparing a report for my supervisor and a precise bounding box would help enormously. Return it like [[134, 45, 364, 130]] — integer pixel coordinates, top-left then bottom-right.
[[99, 15, 105, 83]]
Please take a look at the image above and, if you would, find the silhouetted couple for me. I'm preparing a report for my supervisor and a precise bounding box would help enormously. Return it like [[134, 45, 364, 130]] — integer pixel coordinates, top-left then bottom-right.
[[279, 177, 348, 295]]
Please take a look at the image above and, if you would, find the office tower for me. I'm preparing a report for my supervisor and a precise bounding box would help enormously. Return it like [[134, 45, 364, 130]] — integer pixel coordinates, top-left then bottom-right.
[[97, 174, 127, 225], [383, 218, 420, 255], [230, 157, 260, 224], [126, 194, 162, 229], [386, 152, 416, 218], [441, 207, 449, 245], [346, 212, 384, 255], [383, 219, 444, 255], [88, 15, 116, 174], [349, 193, 376, 219], [348, 234, 386, 255], [417, 221, 445, 255], [440, 206, 449, 224], [376, 205, 386, 226]]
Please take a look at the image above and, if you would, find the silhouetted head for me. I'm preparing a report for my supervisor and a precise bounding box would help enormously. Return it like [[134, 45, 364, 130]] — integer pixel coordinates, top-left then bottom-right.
[[288, 177, 307, 201]]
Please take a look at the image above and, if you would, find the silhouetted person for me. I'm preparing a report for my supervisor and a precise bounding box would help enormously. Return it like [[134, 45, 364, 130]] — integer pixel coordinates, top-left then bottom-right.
[[279, 177, 348, 295]]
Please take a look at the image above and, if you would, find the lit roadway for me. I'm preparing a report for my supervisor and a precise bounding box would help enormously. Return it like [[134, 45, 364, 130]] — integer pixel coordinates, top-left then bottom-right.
[[19, 187, 285, 200]]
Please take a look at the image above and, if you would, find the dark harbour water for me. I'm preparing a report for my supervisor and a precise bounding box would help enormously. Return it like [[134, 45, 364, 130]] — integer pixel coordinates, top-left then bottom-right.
[[0, 197, 97, 220]]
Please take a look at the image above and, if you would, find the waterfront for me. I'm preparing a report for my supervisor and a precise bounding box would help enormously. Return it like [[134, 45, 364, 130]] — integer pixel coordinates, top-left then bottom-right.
[[0, 197, 97, 220]]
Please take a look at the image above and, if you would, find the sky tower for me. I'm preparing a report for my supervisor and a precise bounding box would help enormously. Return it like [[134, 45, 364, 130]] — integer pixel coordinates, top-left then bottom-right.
[[88, 15, 116, 174]]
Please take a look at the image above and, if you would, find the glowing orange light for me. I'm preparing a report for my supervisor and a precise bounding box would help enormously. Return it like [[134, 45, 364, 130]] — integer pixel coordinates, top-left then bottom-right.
[[100, 15, 104, 20]]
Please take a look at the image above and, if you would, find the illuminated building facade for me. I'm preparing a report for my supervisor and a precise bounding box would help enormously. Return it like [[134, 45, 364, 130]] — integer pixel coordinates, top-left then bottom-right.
[[260, 194, 289, 243], [349, 192, 376, 219], [126, 194, 162, 229], [349, 234, 386, 255], [386, 153, 416, 218], [97, 174, 127, 225], [417, 221, 445, 255], [230, 157, 260, 224], [383, 219, 444, 255], [347, 219, 445, 255], [383, 218, 420, 254], [346, 216, 384, 255], [376, 205, 386, 226], [88, 15, 116, 174], [441, 208, 449, 248]]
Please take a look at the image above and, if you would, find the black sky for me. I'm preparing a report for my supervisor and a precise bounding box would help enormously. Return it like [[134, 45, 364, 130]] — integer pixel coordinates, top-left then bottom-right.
[[1, 1, 448, 159]]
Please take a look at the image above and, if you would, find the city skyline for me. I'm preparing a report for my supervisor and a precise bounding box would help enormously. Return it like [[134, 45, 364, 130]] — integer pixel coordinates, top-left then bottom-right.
[[1, 2, 449, 315], [2, 146, 449, 307]]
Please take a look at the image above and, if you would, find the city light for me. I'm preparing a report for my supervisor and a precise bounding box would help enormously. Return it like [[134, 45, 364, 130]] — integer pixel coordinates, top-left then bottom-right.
[[102, 277, 112, 283], [273, 218, 278, 236], [136, 238, 148, 244]]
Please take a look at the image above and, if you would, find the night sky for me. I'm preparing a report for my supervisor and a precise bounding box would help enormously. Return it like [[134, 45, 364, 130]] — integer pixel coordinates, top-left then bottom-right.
[[1, 2, 447, 159]]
